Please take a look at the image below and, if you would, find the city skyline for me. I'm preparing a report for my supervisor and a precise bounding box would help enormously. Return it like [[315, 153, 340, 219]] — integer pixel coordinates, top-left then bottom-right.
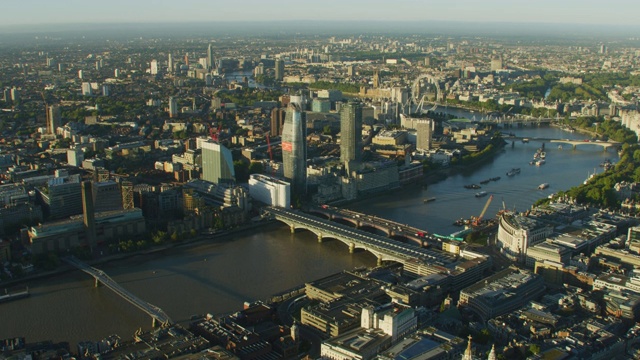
[[2, 0, 640, 28]]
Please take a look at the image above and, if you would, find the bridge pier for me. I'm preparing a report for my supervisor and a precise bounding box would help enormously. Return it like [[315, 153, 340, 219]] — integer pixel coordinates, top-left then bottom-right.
[[152, 317, 157, 328], [289, 225, 295, 234], [317, 234, 323, 243], [377, 256, 382, 266], [94, 278, 100, 288], [349, 243, 355, 253]]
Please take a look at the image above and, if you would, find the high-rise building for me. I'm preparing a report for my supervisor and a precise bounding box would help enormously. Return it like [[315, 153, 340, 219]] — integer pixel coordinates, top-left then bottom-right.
[[207, 44, 216, 70], [168, 54, 174, 73], [201, 141, 235, 185], [270, 107, 286, 137], [46, 105, 61, 135], [248, 174, 290, 208], [39, 176, 83, 220], [490, 56, 503, 72], [2, 88, 11, 102], [275, 59, 285, 81], [67, 149, 84, 167], [347, 64, 355, 77], [340, 102, 363, 172], [10, 87, 20, 102], [150, 59, 159, 75], [282, 100, 307, 196], [169, 97, 178, 118], [102, 85, 110, 96], [121, 181, 134, 210], [114, 69, 120, 78], [81, 82, 92, 96], [78, 70, 84, 79], [416, 119, 433, 151]]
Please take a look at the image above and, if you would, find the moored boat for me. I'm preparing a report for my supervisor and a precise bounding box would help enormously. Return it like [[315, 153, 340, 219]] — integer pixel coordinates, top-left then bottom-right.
[[475, 191, 488, 198], [538, 183, 549, 190]]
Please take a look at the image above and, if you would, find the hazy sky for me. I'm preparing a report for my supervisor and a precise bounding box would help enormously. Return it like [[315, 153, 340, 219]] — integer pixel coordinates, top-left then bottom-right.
[[3, 0, 640, 27]]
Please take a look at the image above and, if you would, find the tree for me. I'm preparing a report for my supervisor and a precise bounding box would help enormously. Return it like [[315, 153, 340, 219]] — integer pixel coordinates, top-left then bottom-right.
[[528, 344, 541, 356], [234, 160, 250, 182]]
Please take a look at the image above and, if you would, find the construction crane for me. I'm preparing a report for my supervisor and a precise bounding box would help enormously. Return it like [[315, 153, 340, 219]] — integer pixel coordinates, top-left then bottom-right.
[[472, 195, 493, 227], [266, 134, 275, 176]]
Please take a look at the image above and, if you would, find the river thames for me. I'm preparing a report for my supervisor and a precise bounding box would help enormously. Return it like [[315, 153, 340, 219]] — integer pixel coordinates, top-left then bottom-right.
[[0, 124, 618, 348]]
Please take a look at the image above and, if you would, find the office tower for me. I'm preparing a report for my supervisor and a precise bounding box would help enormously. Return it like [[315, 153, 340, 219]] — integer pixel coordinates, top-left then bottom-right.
[[114, 68, 120, 78], [40, 176, 82, 220], [46, 105, 60, 135], [340, 102, 363, 172], [168, 53, 173, 73], [282, 101, 307, 196], [150, 59, 159, 75], [490, 56, 503, 71], [78, 70, 83, 79], [10, 88, 20, 102], [184, 54, 189, 66], [3, 88, 11, 102], [81, 181, 97, 251], [169, 97, 178, 118], [102, 84, 110, 96], [207, 44, 215, 70], [67, 149, 84, 167], [270, 107, 286, 137], [275, 59, 285, 81], [81, 82, 92, 96], [201, 141, 235, 184], [95, 60, 101, 71], [416, 119, 433, 151]]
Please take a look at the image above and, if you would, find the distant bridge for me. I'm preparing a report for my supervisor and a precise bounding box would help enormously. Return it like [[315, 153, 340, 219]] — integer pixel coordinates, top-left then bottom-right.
[[263, 207, 459, 276], [508, 137, 621, 150], [63, 256, 172, 327]]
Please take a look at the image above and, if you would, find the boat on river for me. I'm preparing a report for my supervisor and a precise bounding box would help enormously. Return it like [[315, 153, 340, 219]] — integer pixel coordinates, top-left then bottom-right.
[[464, 184, 481, 189], [538, 183, 549, 190], [475, 191, 488, 198], [423, 197, 436, 203], [506, 168, 521, 176]]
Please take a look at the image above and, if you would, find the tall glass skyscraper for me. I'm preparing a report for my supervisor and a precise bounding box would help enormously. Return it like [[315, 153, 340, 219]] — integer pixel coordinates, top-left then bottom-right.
[[340, 101, 363, 172], [201, 141, 235, 185], [282, 101, 307, 197]]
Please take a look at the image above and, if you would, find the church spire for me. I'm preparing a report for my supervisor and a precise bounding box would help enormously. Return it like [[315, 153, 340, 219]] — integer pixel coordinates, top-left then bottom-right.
[[487, 344, 496, 360], [462, 335, 473, 360]]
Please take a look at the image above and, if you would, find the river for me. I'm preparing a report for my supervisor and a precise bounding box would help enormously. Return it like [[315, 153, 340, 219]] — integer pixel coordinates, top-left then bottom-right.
[[0, 124, 617, 348]]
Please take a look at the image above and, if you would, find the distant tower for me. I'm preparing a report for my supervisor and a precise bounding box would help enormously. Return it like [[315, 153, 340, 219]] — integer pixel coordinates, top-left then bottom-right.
[[270, 107, 286, 137], [184, 54, 189, 66], [373, 69, 380, 88], [207, 44, 216, 71], [275, 59, 285, 81], [347, 64, 355, 77], [201, 141, 235, 185], [150, 59, 159, 75], [10, 87, 20, 102], [81, 181, 97, 252], [78, 70, 84, 79], [169, 97, 178, 118], [46, 105, 61, 135], [168, 53, 174, 73], [121, 181, 134, 210], [114, 69, 120, 78], [282, 98, 307, 196], [82, 82, 92, 96], [490, 56, 503, 72], [340, 101, 363, 173]]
